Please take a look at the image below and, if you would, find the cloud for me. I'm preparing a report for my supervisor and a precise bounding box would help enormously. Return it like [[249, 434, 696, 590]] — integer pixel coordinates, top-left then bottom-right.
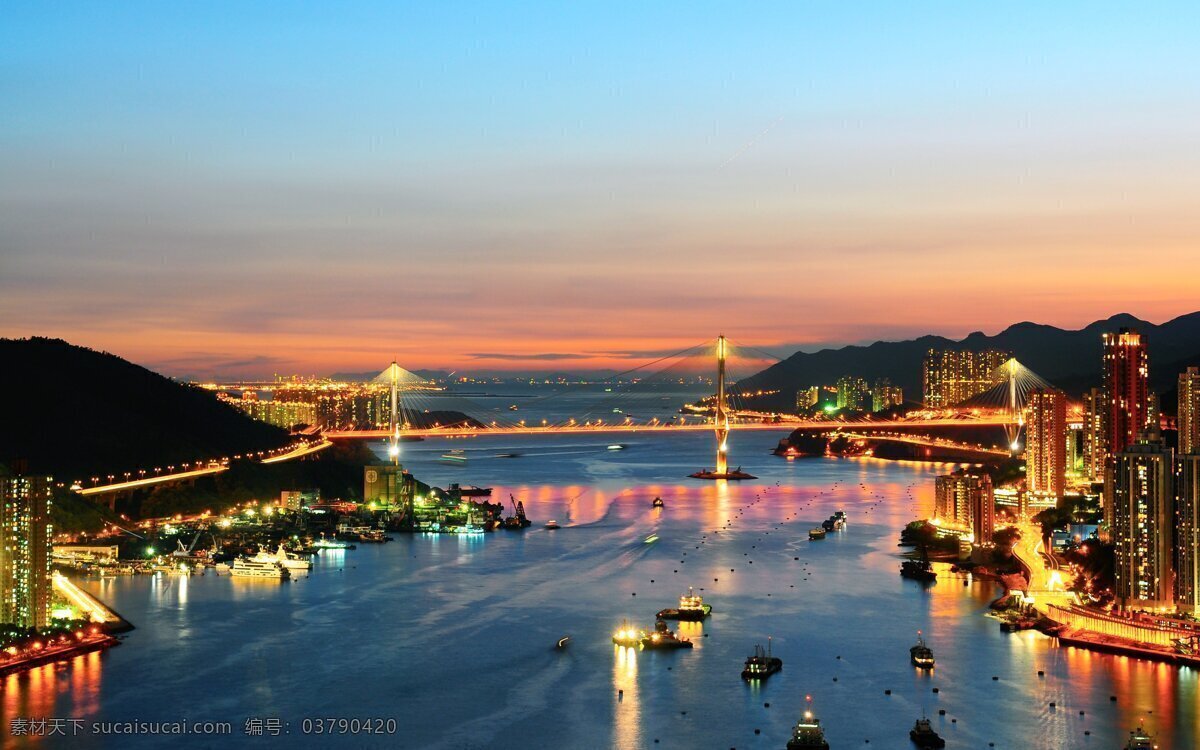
[[467, 352, 592, 361]]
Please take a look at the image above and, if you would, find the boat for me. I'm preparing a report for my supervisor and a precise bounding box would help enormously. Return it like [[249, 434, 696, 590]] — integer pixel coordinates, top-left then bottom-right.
[[612, 622, 642, 648], [612, 408, 622, 413], [900, 559, 937, 582], [313, 535, 356, 550], [270, 544, 312, 571], [909, 717, 945, 748], [786, 707, 830, 750], [439, 449, 468, 465], [230, 556, 290, 579], [809, 528, 827, 540], [607, 444, 626, 451], [1124, 725, 1157, 750], [656, 587, 712, 620], [502, 496, 532, 529], [509, 404, 519, 411], [652, 496, 665, 508], [643, 533, 659, 544], [556, 636, 570, 649], [910, 631, 935, 669], [544, 520, 561, 530], [640, 620, 693, 650], [834, 510, 846, 521], [741, 639, 782, 681], [213, 562, 231, 574]]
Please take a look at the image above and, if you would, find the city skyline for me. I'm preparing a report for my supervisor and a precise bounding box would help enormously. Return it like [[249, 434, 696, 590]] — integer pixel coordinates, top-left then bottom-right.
[[4, 3, 1200, 377]]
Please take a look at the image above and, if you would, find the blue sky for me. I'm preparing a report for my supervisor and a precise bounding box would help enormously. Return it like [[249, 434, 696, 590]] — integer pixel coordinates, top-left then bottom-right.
[[3, 2, 1198, 376]]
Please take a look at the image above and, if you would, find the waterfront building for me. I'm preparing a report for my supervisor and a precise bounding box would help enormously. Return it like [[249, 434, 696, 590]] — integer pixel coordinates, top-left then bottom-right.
[[280, 489, 320, 512], [1082, 387, 1106, 482], [870, 379, 903, 413], [0, 471, 53, 628], [922, 349, 1009, 407], [1180, 367, 1200, 455], [1026, 389, 1067, 502], [934, 470, 994, 542], [1110, 432, 1174, 610], [363, 464, 416, 514], [835, 376, 870, 411], [1176, 454, 1200, 614], [1102, 328, 1150, 456]]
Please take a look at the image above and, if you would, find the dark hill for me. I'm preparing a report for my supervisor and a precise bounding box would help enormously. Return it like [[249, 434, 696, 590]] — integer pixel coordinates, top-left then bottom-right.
[[738, 311, 1200, 408], [0, 338, 290, 479]]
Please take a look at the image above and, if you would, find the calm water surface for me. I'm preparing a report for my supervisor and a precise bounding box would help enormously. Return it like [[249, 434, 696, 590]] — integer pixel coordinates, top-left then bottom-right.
[[4, 429, 1198, 749]]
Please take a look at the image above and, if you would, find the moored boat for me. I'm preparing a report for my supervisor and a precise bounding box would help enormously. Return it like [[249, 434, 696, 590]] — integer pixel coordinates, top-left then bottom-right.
[[741, 639, 782, 681], [641, 620, 693, 650], [910, 630, 935, 668], [909, 717, 945, 748], [1124, 724, 1157, 749], [612, 621, 642, 648], [230, 556, 290, 580], [656, 587, 712, 620], [786, 698, 829, 750], [809, 527, 827, 540]]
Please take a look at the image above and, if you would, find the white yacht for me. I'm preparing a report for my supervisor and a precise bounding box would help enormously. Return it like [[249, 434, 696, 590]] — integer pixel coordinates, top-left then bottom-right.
[[230, 556, 290, 579], [268, 544, 312, 572]]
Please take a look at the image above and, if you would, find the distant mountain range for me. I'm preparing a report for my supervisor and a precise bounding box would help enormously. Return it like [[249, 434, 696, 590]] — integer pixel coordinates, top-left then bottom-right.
[[0, 338, 292, 478], [738, 312, 1200, 409]]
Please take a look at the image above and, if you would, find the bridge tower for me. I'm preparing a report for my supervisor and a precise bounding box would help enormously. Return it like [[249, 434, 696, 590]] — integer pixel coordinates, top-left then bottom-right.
[[387, 361, 401, 465], [689, 335, 755, 480]]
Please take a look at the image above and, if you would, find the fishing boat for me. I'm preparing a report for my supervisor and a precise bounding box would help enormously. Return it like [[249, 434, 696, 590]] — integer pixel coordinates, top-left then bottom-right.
[[741, 639, 782, 681], [656, 587, 711, 620], [909, 717, 945, 748], [612, 621, 642, 648], [1124, 724, 1158, 749], [786, 698, 829, 750], [809, 527, 827, 540], [910, 631, 935, 668], [640, 620, 693, 650], [652, 496, 665, 508]]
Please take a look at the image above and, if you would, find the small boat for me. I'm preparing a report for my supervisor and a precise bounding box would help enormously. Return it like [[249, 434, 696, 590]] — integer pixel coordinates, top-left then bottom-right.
[[544, 520, 561, 530], [809, 528, 827, 540], [652, 497, 664, 508], [657, 587, 712, 620], [509, 404, 519, 411], [612, 408, 622, 413], [556, 636, 570, 649], [910, 631, 935, 669], [909, 717, 945, 748], [612, 622, 642, 648], [439, 450, 468, 465], [741, 639, 782, 681], [313, 535, 355, 550], [643, 533, 659, 544], [640, 620, 693, 650], [607, 444, 626, 451], [1124, 725, 1157, 750], [786, 709, 830, 750]]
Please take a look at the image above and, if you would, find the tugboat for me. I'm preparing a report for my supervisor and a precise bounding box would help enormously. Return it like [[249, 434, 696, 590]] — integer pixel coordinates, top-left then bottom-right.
[[612, 621, 642, 648], [900, 550, 937, 581], [656, 587, 712, 621], [652, 496, 665, 508], [1124, 724, 1157, 749], [809, 527, 827, 540], [910, 630, 935, 669], [741, 638, 782, 681], [640, 620, 693, 650], [909, 717, 945, 748], [786, 698, 829, 750]]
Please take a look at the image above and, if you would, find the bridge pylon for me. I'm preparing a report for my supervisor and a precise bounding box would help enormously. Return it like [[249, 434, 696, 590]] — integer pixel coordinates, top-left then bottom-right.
[[690, 335, 755, 480]]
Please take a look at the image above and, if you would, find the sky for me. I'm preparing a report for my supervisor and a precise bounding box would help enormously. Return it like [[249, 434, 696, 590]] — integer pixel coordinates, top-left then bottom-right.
[[3, 2, 1199, 378]]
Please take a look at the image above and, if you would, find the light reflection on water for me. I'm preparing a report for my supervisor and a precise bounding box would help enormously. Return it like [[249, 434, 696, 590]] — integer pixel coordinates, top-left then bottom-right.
[[3, 430, 1197, 748]]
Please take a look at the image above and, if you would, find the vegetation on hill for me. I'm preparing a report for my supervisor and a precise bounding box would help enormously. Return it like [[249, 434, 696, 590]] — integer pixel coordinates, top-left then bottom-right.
[[0, 337, 291, 479]]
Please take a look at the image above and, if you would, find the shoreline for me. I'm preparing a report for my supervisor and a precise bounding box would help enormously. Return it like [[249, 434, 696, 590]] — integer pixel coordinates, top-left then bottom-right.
[[0, 633, 120, 677]]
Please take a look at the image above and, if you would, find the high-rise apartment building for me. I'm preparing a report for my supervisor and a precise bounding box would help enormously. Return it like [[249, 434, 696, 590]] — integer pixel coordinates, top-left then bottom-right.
[[1102, 328, 1150, 457], [1176, 454, 1200, 614], [1026, 389, 1067, 501], [1082, 387, 1107, 482], [934, 470, 995, 542], [871, 379, 904, 413], [1179, 367, 1200, 455], [1110, 433, 1174, 609], [0, 472, 53, 628], [836, 376, 870, 411], [922, 349, 1009, 407]]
